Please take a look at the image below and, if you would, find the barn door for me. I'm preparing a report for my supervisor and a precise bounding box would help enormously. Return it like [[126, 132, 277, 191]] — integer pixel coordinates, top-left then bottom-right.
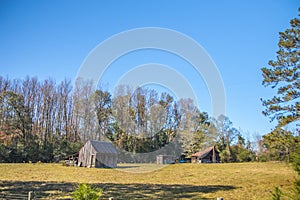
[[90, 154, 95, 168]]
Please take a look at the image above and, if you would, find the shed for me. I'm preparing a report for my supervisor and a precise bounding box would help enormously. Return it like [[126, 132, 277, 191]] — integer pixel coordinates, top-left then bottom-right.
[[78, 140, 118, 168], [156, 155, 175, 164], [191, 146, 220, 163]]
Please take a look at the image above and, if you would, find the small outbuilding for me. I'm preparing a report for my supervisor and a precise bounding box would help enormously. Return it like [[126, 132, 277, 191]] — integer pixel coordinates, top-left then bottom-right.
[[191, 146, 220, 163], [156, 155, 176, 164], [78, 140, 118, 168]]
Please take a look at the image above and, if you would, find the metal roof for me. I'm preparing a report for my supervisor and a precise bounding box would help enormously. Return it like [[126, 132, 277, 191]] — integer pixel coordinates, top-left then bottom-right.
[[90, 140, 118, 154]]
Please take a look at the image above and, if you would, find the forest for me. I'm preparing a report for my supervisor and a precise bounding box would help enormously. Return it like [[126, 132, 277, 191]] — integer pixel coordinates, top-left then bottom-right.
[[0, 74, 297, 164], [0, 75, 258, 163]]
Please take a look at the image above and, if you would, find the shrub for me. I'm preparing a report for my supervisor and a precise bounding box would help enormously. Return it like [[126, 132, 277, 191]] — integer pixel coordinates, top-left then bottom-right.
[[72, 183, 102, 200], [271, 187, 282, 200]]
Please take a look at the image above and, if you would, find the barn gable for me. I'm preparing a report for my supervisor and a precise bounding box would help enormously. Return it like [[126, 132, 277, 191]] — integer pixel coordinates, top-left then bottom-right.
[[78, 140, 118, 168]]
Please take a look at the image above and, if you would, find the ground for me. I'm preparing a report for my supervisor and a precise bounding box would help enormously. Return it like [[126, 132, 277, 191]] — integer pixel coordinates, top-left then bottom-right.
[[0, 162, 297, 199]]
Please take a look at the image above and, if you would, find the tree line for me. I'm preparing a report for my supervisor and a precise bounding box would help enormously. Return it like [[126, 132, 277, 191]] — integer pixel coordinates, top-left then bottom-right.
[[0, 76, 81, 162], [0, 76, 256, 163]]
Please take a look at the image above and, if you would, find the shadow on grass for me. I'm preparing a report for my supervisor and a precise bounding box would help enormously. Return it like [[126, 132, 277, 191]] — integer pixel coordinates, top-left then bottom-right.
[[0, 180, 237, 199], [116, 165, 140, 169]]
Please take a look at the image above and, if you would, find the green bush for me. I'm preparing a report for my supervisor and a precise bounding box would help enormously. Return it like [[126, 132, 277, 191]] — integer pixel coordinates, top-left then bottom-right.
[[72, 183, 102, 200], [271, 187, 282, 200]]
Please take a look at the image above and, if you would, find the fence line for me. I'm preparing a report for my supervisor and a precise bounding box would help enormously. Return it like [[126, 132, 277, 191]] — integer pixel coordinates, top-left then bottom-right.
[[0, 191, 42, 200], [1, 192, 28, 199]]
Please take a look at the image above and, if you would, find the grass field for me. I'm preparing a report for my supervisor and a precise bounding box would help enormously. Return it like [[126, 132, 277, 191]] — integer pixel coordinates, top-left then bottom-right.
[[0, 162, 297, 199]]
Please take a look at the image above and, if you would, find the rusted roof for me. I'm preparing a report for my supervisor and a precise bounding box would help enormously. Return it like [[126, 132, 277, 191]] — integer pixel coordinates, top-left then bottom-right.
[[191, 146, 214, 158]]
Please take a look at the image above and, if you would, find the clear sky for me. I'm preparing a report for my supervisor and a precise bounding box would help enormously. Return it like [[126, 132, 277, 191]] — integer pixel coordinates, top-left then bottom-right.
[[0, 0, 299, 137]]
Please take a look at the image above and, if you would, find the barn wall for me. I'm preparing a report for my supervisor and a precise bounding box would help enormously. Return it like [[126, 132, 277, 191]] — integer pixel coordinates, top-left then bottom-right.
[[78, 141, 96, 167], [78, 146, 85, 166], [96, 152, 117, 168]]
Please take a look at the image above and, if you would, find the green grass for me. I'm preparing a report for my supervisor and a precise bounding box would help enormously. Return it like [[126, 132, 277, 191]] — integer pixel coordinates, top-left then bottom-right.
[[0, 162, 297, 199]]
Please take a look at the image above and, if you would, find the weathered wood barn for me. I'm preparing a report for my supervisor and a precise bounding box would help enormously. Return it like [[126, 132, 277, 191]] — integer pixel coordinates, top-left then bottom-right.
[[156, 155, 176, 164], [191, 146, 220, 163], [78, 140, 118, 168]]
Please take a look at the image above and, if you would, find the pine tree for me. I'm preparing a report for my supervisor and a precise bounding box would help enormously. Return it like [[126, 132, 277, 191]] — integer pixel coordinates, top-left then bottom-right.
[[261, 8, 300, 129], [262, 7, 300, 199]]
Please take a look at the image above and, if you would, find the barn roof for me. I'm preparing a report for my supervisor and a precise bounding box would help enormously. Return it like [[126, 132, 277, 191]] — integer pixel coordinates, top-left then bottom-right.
[[191, 146, 215, 158], [90, 140, 118, 154]]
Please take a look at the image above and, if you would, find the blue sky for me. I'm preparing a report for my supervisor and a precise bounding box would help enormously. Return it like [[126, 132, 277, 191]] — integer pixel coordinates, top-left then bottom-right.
[[0, 0, 299, 137]]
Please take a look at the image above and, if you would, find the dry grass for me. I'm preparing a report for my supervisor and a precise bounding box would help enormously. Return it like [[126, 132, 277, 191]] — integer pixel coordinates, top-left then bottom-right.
[[0, 162, 297, 199]]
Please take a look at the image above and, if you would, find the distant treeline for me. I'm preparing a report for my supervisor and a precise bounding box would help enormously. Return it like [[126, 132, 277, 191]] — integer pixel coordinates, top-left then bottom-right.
[[0, 76, 296, 163]]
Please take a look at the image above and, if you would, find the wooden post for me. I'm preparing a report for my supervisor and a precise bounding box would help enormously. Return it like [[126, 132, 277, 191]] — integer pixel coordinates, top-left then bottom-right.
[[212, 146, 216, 163], [28, 191, 32, 200]]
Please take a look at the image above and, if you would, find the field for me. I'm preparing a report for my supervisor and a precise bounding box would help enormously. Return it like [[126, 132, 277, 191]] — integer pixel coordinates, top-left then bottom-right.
[[0, 162, 297, 199]]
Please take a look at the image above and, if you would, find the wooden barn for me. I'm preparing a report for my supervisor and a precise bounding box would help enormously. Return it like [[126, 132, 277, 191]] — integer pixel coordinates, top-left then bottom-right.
[[156, 155, 176, 164], [78, 140, 118, 168], [191, 146, 220, 163]]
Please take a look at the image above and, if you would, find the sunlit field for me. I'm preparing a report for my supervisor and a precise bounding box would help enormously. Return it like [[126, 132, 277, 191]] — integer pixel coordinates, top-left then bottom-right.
[[0, 162, 297, 199]]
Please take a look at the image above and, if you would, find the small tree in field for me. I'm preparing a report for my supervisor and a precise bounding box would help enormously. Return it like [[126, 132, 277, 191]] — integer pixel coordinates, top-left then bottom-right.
[[72, 183, 102, 200]]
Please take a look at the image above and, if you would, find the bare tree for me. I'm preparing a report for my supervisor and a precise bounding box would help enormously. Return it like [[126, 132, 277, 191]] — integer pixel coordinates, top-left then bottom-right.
[[93, 89, 112, 141], [72, 78, 97, 143]]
